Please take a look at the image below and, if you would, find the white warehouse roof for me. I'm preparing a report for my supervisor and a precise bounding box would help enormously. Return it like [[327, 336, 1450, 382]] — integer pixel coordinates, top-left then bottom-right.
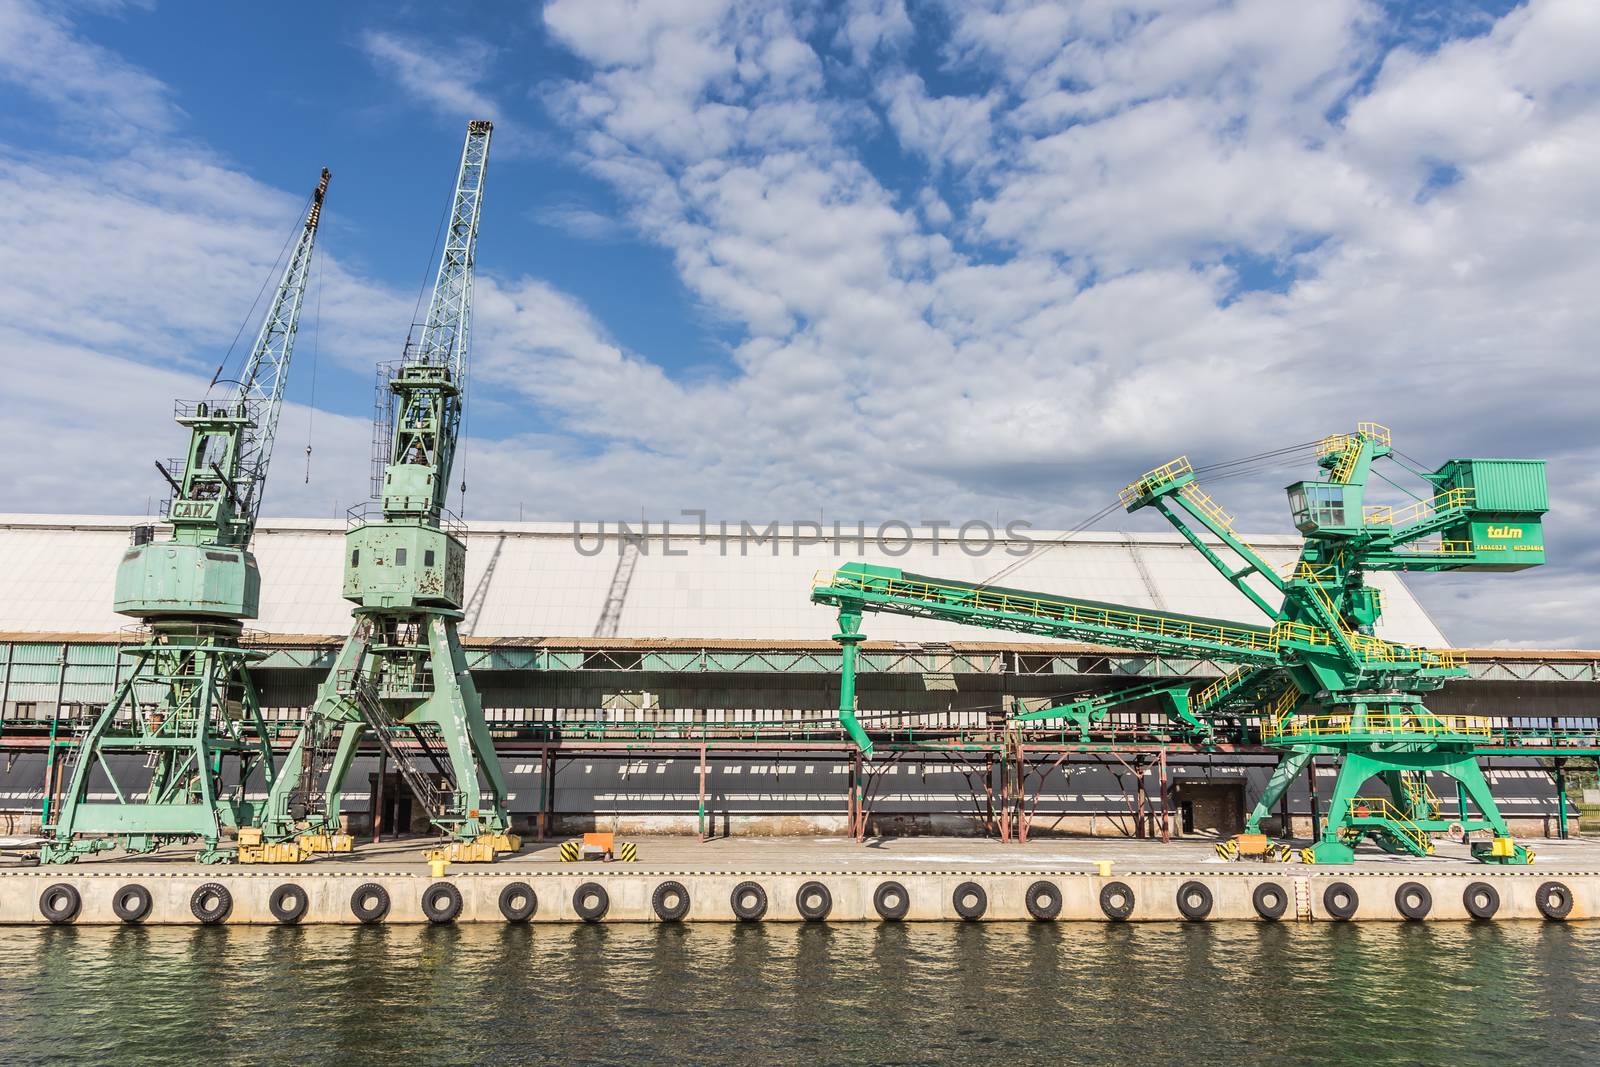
[[0, 515, 1449, 647]]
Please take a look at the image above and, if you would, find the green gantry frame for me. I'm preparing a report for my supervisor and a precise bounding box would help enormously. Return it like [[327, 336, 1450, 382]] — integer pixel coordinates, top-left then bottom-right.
[[260, 121, 512, 850], [814, 424, 1550, 864], [40, 169, 331, 864]]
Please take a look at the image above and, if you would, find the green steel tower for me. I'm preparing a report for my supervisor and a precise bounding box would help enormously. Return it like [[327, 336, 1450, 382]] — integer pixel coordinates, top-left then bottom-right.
[[813, 424, 1548, 865], [258, 121, 516, 862], [40, 168, 332, 864]]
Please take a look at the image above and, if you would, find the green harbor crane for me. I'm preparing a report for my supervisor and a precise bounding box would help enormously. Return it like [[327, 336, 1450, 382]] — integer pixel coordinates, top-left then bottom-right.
[[40, 168, 332, 864], [256, 121, 517, 863], [813, 424, 1548, 865]]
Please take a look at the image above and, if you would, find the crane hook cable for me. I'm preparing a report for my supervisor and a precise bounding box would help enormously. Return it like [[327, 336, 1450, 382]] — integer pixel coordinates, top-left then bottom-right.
[[210, 185, 318, 390]]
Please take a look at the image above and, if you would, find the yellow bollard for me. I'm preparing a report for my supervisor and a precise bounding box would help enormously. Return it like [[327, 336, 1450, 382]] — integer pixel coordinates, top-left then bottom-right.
[[429, 857, 449, 878], [1096, 860, 1113, 877]]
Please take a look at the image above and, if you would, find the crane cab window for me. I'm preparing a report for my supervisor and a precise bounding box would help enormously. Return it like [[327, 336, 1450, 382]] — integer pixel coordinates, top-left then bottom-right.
[[1289, 482, 1347, 531], [395, 548, 407, 567]]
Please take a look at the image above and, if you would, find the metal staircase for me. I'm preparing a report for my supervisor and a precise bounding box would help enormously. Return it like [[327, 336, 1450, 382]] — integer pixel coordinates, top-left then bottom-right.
[[338, 671, 453, 821]]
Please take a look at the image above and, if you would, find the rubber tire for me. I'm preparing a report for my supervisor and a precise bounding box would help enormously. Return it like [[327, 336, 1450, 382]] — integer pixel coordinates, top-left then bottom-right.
[[190, 882, 233, 925], [1252, 882, 1289, 921], [1536, 880, 1573, 921], [1176, 880, 1214, 921], [1099, 881, 1135, 921], [1025, 880, 1062, 921], [39, 883, 81, 925], [269, 883, 309, 925], [873, 881, 910, 921], [573, 882, 609, 923], [351, 882, 390, 924], [1323, 881, 1359, 921], [952, 881, 987, 921], [1395, 881, 1432, 921], [422, 881, 463, 924], [731, 881, 768, 922], [1463, 881, 1500, 921], [498, 882, 537, 923], [652, 880, 690, 923], [112, 883, 153, 924], [796, 881, 832, 922]]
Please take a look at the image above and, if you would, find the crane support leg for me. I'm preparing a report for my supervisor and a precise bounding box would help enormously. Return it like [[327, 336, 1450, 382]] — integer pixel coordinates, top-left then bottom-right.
[[1303, 750, 1533, 865], [1244, 750, 1311, 835]]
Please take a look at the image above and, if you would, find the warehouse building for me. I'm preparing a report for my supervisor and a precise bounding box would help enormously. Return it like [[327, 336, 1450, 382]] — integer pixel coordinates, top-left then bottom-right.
[[0, 515, 1593, 840]]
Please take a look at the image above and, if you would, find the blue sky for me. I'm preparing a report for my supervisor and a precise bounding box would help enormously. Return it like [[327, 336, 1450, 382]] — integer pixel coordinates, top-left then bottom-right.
[[1, 0, 1597, 646]]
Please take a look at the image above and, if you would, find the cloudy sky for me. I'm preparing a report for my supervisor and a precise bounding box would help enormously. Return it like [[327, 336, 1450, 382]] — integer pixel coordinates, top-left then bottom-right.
[[1, 0, 1596, 646]]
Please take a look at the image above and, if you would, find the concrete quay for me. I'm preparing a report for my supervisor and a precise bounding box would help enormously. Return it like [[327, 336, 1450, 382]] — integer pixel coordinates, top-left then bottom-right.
[[2, 836, 1596, 926]]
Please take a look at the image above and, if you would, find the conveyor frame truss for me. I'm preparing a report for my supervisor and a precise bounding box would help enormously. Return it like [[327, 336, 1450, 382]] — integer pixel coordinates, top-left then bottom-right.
[[813, 424, 1549, 864]]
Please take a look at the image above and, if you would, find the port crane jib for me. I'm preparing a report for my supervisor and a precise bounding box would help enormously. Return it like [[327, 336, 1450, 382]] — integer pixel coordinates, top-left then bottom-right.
[[40, 168, 332, 864], [258, 121, 517, 864]]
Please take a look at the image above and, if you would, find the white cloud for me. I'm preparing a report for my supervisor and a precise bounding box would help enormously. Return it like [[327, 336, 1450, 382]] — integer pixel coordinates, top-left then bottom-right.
[[5, 0, 1600, 648], [0, 0, 177, 138], [360, 30, 500, 119]]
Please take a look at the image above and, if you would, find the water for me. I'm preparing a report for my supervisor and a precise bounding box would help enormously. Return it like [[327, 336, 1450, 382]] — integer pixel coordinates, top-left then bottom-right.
[[0, 922, 1596, 1065]]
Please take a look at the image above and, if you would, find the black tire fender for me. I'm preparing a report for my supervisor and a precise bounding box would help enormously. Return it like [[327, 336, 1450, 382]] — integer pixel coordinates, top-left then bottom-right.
[[1463, 881, 1499, 921], [796, 881, 832, 922], [499, 882, 537, 923], [1323, 881, 1359, 921], [269, 883, 309, 925], [112, 883, 153, 924], [1099, 881, 1135, 921], [952, 881, 987, 921], [422, 881, 463, 924], [1395, 881, 1432, 921], [873, 880, 909, 921], [190, 882, 233, 925], [652, 880, 690, 923], [573, 882, 609, 923], [1252, 882, 1289, 921], [1176, 880, 1214, 921], [351, 882, 390, 924], [1536, 880, 1573, 921], [730, 881, 767, 921], [1025, 880, 1062, 921], [39, 883, 81, 925]]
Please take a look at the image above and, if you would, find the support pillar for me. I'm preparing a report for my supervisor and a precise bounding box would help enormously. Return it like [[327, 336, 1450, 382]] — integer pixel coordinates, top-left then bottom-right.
[[1159, 748, 1171, 844], [537, 744, 549, 842], [697, 744, 707, 843], [1307, 755, 1321, 840], [372, 751, 386, 843], [1555, 759, 1568, 839]]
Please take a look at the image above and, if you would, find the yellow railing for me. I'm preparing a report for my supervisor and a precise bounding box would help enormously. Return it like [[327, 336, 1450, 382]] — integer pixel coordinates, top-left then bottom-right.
[[1262, 712, 1490, 741], [1347, 796, 1431, 854], [1363, 487, 1474, 527], [1194, 664, 1254, 709], [1392, 539, 1474, 558], [1318, 423, 1391, 485], [1266, 685, 1301, 720], [814, 567, 1278, 654], [1119, 456, 1192, 507], [1178, 482, 1235, 532], [1283, 563, 1461, 668]]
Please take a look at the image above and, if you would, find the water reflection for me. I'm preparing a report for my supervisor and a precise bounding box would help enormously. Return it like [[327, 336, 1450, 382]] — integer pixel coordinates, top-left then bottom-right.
[[0, 921, 1595, 1064]]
